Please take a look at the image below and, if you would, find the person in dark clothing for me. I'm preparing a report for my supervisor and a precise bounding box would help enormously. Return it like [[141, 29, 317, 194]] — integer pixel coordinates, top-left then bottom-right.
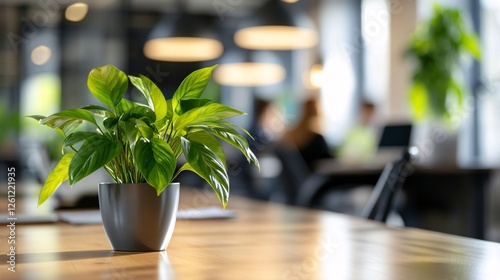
[[279, 94, 332, 171], [247, 98, 277, 154]]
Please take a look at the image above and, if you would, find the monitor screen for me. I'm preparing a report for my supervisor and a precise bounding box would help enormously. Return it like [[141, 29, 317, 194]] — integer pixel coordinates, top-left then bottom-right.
[[378, 124, 412, 148]]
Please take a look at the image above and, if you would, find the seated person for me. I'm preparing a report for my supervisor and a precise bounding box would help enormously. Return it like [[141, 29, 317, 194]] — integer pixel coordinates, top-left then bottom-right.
[[337, 100, 378, 164], [279, 94, 332, 171]]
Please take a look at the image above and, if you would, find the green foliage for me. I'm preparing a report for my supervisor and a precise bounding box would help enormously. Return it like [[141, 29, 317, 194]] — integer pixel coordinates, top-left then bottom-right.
[[29, 64, 259, 207], [0, 104, 19, 145], [37, 152, 75, 206], [406, 4, 481, 123]]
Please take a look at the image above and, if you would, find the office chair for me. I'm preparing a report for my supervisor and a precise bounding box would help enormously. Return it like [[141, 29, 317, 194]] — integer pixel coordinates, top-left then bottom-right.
[[272, 145, 312, 204], [296, 146, 419, 223], [361, 146, 419, 222]]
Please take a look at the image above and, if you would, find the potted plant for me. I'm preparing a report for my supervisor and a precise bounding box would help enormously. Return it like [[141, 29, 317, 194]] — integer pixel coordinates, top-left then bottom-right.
[[405, 4, 481, 165], [29, 64, 259, 251]]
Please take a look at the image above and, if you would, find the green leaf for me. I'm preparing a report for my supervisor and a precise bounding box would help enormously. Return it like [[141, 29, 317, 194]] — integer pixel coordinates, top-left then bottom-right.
[[174, 103, 245, 132], [172, 65, 217, 115], [120, 120, 141, 150], [30, 114, 83, 136], [63, 132, 99, 148], [461, 33, 481, 59], [136, 119, 153, 139], [187, 131, 226, 167], [449, 79, 464, 108], [27, 115, 46, 122], [129, 75, 168, 120], [169, 135, 183, 158], [192, 123, 259, 167], [165, 99, 173, 120], [155, 116, 169, 133], [120, 106, 156, 125], [81, 105, 114, 118], [38, 152, 75, 206], [181, 136, 229, 208], [55, 120, 84, 136], [40, 108, 98, 127], [409, 82, 429, 121], [116, 98, 138, 114], [87, 64, 128, 110], [103, 117, 119, 131], [156, 99, 174, 135], [134, 138, 176, 195], [117, 106, 156, 145], [173, 162, 194, 180], [34, 109, 97, 136], [69, 135, 121, 185], [179, 99, 212, 114]]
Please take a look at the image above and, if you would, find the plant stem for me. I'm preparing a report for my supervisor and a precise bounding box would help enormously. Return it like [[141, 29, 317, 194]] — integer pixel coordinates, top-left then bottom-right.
[[165, 119, 175, 144], [103, 164, 118, 182], [96, 125, 105, 135]]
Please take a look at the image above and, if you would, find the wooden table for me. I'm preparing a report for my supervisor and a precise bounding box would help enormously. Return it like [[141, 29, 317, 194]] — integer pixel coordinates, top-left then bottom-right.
[[1, 187, 500, 279]]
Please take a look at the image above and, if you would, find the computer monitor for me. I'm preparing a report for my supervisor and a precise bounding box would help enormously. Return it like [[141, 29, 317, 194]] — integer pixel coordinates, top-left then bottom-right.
[[378, 124, 413, 148]]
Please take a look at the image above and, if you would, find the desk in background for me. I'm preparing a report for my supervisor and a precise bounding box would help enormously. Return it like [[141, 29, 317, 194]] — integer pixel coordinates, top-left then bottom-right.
[[313, 158, 493, 240], [1, 187, 500, 279]]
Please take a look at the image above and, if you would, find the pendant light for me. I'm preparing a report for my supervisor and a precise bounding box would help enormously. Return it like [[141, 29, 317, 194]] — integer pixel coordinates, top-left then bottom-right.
[[213, 50, 286, 87], [144, 14, 223, 62], [214, 63, 286, 87], [234, 0, 318, 50]]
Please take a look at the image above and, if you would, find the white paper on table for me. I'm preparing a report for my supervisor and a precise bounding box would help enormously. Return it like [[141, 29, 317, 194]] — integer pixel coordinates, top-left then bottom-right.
[[56, 207, 237, 224], [0, 213, 59, 224], [176, 207, 237, 220], [57, 210, 102, 225]]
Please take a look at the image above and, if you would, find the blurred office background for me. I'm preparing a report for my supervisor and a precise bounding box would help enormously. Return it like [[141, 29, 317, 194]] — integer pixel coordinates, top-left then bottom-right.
[[1, 0, 500, 240]]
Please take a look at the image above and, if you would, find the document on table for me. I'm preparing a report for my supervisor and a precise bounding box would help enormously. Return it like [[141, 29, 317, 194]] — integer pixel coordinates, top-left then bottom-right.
[[0, 213, 59, 224], [57, 207, 237, 224]]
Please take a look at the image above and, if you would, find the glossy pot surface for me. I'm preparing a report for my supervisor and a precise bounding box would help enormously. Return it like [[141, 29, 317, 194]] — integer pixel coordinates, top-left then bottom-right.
[[98, 182, 179, 251]]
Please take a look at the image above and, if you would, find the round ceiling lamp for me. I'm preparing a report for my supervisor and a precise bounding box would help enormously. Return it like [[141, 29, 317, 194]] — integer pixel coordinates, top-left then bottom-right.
[[304, 64, 323, 90], [144, 14, 223, 62], [144, 37, 223, 62], [31, 45, 52, 65], [213, 62, 286, 87], [65, 3, 89, 22], [234, 0, 318, 50], [235, 26, 318, 50]]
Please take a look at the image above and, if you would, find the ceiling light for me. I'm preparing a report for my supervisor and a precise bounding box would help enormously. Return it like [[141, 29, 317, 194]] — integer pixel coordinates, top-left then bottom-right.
[[65, 3, 89, 22], [213, 63, 286, 87], [144, 38, 223, 62], [306, 64, 323, 89], [235, 0, 318, 50], [31, 45, 52, 65], [144, 14, 223, 62], [235, 26, 318, 50]]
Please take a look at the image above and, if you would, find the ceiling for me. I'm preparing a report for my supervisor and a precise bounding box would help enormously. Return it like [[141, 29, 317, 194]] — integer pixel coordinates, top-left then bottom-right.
[[0, 0, 269, 15], [131, 0, 268, 14]]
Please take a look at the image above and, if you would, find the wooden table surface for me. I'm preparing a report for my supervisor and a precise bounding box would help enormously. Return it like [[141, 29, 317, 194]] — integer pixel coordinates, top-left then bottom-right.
[[1, 187, 500, 280]]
